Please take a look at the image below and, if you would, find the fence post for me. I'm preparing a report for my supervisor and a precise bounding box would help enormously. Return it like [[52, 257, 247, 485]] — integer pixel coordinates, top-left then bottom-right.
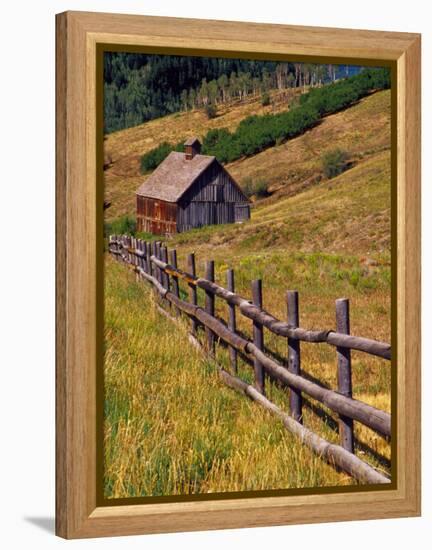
[[147, 242, 152, 274], [141, 241, 147, 273], [125, 235, 131, 264], [205, 260, 215, 356], [108, 235, 113, 258], [170, 249, 180, 316], [287, 290, 303, 423], [336, 298, 354, 453], [120, 235, 124, 262], [116, 235, 120, 260], [161, 246, 170, 293], [154, 241, 162, 284], [227, 269, 238, 374], [147, 241, 151, 274], [115, 235, 120, 262], [135, 238, 141, 277], [139, 240, 145, 273], [117, 235, 121, 261], [252, 279, 265, 395], [132, 237, 139, 281], [150, 241, 156, 277], [187, 253, 198, 335], [108, 235, 113, 259]]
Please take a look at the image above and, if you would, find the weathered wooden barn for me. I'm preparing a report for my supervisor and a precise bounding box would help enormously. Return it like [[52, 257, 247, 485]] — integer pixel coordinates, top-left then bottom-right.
[[136, 137, 250, 234]]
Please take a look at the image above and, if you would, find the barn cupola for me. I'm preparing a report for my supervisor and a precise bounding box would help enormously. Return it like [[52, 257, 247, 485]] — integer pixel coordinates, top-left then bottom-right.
[[184, 137, 201, 160]]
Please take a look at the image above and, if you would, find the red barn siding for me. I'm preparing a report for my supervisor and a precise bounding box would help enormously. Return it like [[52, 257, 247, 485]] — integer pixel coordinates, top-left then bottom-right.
[[137, 196, 177, 234], [136, 152, 250, 235]]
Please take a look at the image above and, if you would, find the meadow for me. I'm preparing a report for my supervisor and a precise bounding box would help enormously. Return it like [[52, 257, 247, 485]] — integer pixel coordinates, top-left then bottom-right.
[[103, 84, 392, 498], [105, 257, 357, 498]]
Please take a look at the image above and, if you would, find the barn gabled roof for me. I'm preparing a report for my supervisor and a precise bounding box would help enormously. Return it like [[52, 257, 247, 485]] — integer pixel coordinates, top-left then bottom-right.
[[136, 151, 217, 203]]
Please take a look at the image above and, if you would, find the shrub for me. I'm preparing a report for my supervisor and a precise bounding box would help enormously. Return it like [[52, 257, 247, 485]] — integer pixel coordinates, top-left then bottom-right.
[[202, 128, 240, 163], [321, 148, 349, 179], [139, 68, 390, 171], [174, 140, 185, 153], [254, 179, 270, 198], [135, 231, 156, 241], [242, 177, 254, 197], [202, 128, 230, 150], [204, 103, 217, 119], [140, 142, 173, 173], [242, 177, 270, 198], [105, 215, 137, 237], [261, 91, 271, 106], [300, 67, 390, 116]]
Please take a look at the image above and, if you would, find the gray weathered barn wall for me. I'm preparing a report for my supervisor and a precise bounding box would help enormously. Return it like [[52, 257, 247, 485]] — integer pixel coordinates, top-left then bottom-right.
[[176, 162, 250, 232], [136, 138, 250, 235]]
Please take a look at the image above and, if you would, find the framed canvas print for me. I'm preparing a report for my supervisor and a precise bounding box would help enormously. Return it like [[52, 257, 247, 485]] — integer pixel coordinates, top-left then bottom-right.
[[55, 11, 421, 539]]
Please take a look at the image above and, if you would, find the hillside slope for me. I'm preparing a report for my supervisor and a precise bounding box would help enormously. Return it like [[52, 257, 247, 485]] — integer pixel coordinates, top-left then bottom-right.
[[104, 89, 390, 222], [228, 89, 390, 201], [104, 89, 297, 220], [104, 89, 393, 493], [171, 149, 390, 257]]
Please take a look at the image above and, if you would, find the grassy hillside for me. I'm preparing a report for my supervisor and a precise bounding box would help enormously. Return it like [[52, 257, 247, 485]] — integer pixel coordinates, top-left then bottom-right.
[[170, 149, 390, 257], [105, 257, 371, 498], [105, 151, 392, 495], [104, 88, 300, 221], [163, 140, 391, 413], [104, 89, 390, 222], [103, 86, 392, 496], [228, 89, 390, 201], [105, 239, 391, 498]]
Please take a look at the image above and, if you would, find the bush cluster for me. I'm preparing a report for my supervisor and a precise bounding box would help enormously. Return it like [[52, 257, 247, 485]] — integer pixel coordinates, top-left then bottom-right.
[[140, 141, 184, 174], [201, 101, 319, 163], [321, 149, 349, 179], [140, 142, 173, 173], [261, 91, 271, 106], [204, 103, 218, 119], [242, 177, 270, 198], [140, 68, 390, 172], [104, 215, 137, 237], [299, 66, 390, 116]]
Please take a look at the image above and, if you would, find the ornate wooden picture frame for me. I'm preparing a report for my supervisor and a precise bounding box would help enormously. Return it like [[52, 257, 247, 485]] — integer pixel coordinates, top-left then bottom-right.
[[56, 11, 421, 539]]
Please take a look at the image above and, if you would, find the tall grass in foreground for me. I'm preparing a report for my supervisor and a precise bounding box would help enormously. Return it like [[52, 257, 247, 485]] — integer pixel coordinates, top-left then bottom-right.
[[104, 257, 359, 499], [104, 139, 392, 497]]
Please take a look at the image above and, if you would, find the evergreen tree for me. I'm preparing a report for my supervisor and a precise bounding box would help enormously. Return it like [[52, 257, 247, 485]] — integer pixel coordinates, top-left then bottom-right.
[[180, 89, 189, 111], [188, 88, 196, 109], [103, 52, 370, 134]]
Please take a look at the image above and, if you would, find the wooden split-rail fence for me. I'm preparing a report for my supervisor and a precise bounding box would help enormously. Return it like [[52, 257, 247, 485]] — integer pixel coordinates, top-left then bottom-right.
[[108, 235, 392, 485]]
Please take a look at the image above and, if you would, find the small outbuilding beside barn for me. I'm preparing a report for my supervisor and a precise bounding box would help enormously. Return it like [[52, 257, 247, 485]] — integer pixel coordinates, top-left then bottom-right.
[[136, 137, 250, 234]]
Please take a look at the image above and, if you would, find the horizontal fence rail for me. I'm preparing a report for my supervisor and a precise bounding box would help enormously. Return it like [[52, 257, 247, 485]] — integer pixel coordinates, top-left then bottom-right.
[[112, 240, 391, 360], [108, 235, 392, 485]]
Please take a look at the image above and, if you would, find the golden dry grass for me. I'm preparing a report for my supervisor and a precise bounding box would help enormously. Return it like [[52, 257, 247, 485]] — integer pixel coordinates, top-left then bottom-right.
[[104, 87, 392, 497], [104, 257, 358, 499], [104, 89, 390, 222], [103, 88, 301, 222], [228, 89, 391, 198], [170, 149, 391, 257]]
